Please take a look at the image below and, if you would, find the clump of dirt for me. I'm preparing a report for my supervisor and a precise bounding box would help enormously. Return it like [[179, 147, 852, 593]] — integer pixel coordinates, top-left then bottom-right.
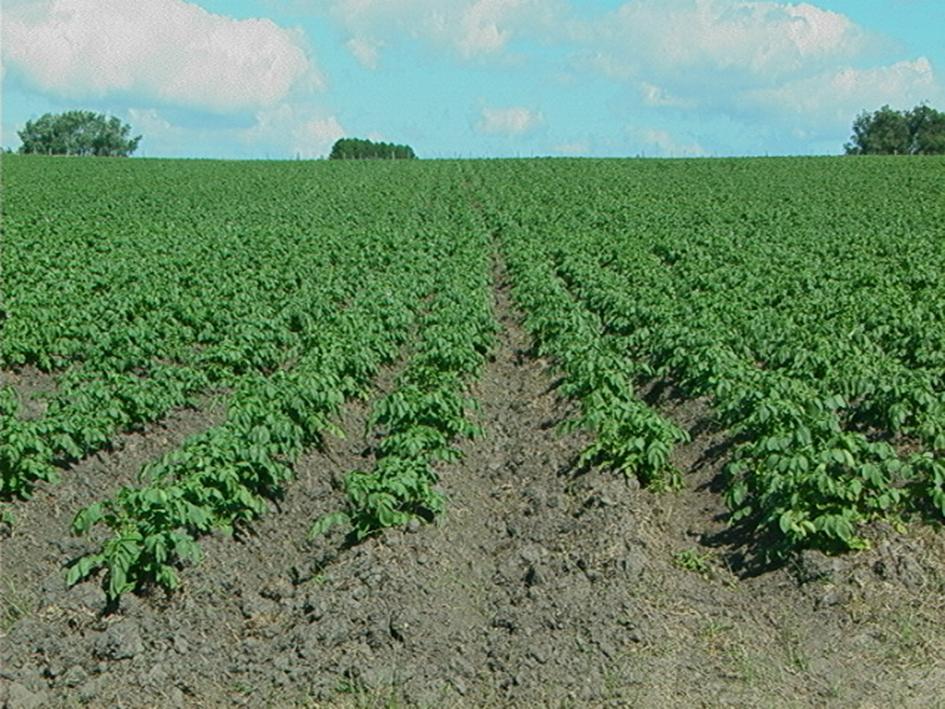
[[0, 394, 229, 632], [2, 280, 945, 708], [1, 367, 59, 421]]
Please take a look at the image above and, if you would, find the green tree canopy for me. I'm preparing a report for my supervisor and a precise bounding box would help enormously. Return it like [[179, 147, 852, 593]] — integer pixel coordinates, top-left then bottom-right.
[[329, 137, 416, 160], [17, 111, 141, 157], [845, 104, 945, 155]]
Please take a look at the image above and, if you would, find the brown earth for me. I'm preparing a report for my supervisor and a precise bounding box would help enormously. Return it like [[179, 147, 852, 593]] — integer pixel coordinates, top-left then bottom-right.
[[2, 281, 945, 708], [1, 367, 59, 421]]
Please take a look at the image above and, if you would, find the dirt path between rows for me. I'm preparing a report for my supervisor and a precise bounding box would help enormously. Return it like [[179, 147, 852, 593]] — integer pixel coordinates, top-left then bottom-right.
[[3, 265, 945, 707], [0, 394, 229, 631]]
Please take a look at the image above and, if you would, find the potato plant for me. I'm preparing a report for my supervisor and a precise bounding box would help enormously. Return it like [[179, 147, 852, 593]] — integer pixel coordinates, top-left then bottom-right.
[[478, 156, 945, 556], [314, 206, 496, 539], [3, 154, 944, 600]]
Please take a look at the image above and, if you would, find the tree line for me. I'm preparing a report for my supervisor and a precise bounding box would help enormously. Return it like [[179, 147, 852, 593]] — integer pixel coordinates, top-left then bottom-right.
[[9, 106, 944, 159], [845, 104, 945, 155], [17, 111, 141, 157], [329, 137, 416, 160]]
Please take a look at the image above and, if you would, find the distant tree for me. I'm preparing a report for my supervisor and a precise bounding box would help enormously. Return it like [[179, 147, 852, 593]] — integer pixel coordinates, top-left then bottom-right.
[[17, 111, 141, 157], [329, 137, 416, 160], [908, 104, 945, 154], [845, 104, 945, 155]]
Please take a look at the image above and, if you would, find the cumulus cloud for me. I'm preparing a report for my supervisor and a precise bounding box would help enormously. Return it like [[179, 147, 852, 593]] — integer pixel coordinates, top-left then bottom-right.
[[571, 0, 873, 107], [241, 104, 346, 157], [455, 0, 517, 56], [346, 36, 382, 69], [328, 0, 565, 63], [743, 57, 943, 128], [127, 107, 177, 135], [2, 0, 320, 112], [297, 116, 347, 153], [477, 106, 542, 135], [599, 0, 866, 83], [634, 127, 707, 157]]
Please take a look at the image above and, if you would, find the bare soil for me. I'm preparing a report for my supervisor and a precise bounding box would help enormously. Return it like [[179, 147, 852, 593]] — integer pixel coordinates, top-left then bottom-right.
[[1, 367, 59, 421], [2, 282, 945, 707]]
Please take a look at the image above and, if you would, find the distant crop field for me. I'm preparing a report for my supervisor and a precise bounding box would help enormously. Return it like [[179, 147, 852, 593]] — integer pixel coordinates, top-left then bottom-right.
[[3, 154, 944, 596], [4, 154, 945, 707], [484, 156, 945, 558]]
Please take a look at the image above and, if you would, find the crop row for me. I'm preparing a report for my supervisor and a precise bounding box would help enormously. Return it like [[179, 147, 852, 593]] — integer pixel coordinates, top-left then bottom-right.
[[487, 211, 689, 490], [315, 220, 496, 539], [66, 232, 439, 600], [1, 158, 439, 501], [4, 154, 944, 590], [476, 157, 945, 555]]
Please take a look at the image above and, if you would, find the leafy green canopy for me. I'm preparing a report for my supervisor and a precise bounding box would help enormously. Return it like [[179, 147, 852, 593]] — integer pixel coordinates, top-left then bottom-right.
[[4, 154, 945, 600], [845, 104, 945, 155], [329, 137, 416, 160], [17, 110, 141, 157], [477, 156, 945, 557]]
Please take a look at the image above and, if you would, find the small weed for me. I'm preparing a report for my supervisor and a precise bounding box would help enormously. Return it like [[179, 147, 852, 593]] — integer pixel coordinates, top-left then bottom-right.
[[0, 505, 15, 544], [229, 682, 254, 696], [777, 626, 810, 673], [881, 608, 937, 667], [673, 548, 713, 576], [1, 579, 33, 633], [700, 620, 733, 643], [726, 644, 762, 685]]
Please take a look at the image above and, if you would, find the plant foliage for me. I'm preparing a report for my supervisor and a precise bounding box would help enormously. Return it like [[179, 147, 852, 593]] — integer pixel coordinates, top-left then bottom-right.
[[17, 111, 141, 157], [2, 154, 944, 601], [845, 104, 945, 155], [329, 137, 416, 160]]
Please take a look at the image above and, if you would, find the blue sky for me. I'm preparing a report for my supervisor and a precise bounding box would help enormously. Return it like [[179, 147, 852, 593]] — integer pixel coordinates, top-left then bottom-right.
[[3, 0, 944, 158]]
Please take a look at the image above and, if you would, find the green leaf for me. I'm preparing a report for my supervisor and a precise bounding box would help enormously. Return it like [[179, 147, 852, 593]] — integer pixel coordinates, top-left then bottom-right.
[[66, 553, 105, 587], [309, 511, 350, 539], [72, 503, 105, 534]]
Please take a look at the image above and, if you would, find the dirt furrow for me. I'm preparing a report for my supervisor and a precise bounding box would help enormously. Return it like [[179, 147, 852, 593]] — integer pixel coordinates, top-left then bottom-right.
[[0, 394, 228, 629], [3, 265, 945, 708]]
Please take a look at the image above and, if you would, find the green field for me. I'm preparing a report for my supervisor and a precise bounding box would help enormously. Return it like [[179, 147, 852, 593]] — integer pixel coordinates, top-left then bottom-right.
[[3, 154, 945, 598]]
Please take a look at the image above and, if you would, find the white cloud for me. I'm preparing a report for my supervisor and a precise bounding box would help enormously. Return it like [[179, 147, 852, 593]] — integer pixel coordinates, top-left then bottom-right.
[[477, 106, 542, 135], [241, 104, 346, 157], [297, 116, 347, 154], [604, 1, 865, 80], [346, 36, 382, 69], [124, 105, 345, 158], [639, 82, 696, 109], [2, 0, 319, 112], [455, 0, 515, 57], [575, 0, 871, 103], [743, 57, 943, 128], [127, 107, 176, 135], [329, 0, 564, 63], [553, 140, 590, 155], [635, 127, 707, 157]]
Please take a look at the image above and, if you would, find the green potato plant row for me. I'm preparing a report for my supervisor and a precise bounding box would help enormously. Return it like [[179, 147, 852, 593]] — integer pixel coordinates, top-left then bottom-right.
[[561, 229, 945, 453], [5, 154, 945, 591], [313, 219, 497, 539], [492, 214, 689, 490], [3, 158, 436, 374], [66, 238, 437, 601], [475, 157, 945, 556], [1, 157, 440, 500], [0, 254, 361, 500], [1, 364, 206, 498], [554, 247, 944, 554]]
